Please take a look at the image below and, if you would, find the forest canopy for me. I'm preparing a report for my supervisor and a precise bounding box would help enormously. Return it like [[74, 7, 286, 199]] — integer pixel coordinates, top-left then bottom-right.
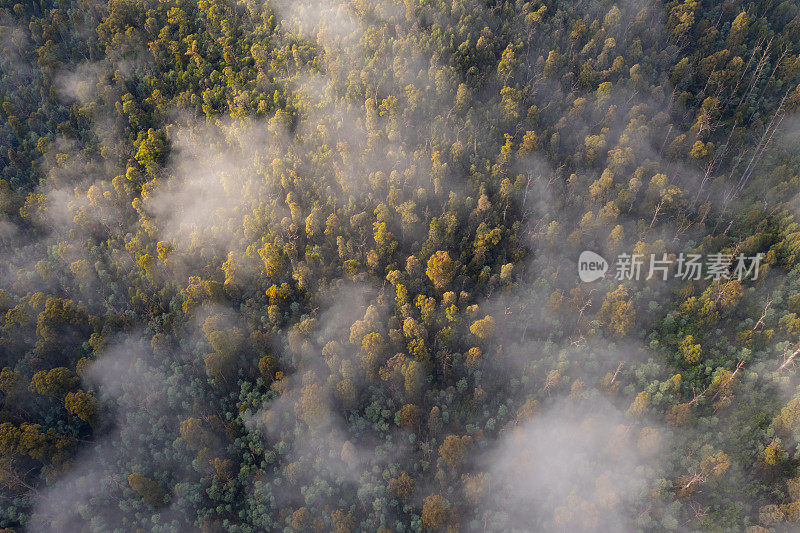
[[1, 0, 800, 531]]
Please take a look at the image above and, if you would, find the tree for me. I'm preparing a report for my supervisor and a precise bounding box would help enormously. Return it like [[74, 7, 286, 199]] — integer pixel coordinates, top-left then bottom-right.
[[422, 494, 450, 530], [258, 242, 285, 279], [462, 473, 485, 505], [679, 335, 702, 364], [64, 390, 96, 425], [469, 315, 496, 341], [0, 368, 20, 400], [439, 435, 471, 470], [331, 509, 356, 533], [28, 368, 78, 398], [777, 396, 800, 435], [134, 129, 167, 177], [396, 404, 421, 427], [205, 352, 235, 385], [598, 285, 635, 337], [497, 45, 517, 83], [258, 355, 276, 382], [179, 417, 214, 449], [360, 332, 386, 380], [628, 391, 651, 419], [298, 380, 327, 428], [128, 473, 166, 506], [426, 251, 456, 290], [402, 360, 424, 401], [389, 471, 415, 500], [332, 377, 355, 411]]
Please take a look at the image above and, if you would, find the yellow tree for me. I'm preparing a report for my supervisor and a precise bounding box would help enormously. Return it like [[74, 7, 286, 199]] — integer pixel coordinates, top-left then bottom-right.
[[426, 251, 456, 290], [599, 285, 635, 337], [679, 335, 702, 364], [128, 473, 166, 506], [439, 435, 472, 471], [422, 494, 451, 530], [64, 390, 97, 425], [28, 368, 78, 398], [470, 315, 496, 341]]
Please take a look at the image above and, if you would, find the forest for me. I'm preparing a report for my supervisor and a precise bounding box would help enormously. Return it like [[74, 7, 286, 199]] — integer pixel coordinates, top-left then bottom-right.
[[1, 0, 800, 530]]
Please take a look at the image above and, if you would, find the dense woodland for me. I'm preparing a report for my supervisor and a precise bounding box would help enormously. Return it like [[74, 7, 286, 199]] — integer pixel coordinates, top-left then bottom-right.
[[1, 0, 800, 530]]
